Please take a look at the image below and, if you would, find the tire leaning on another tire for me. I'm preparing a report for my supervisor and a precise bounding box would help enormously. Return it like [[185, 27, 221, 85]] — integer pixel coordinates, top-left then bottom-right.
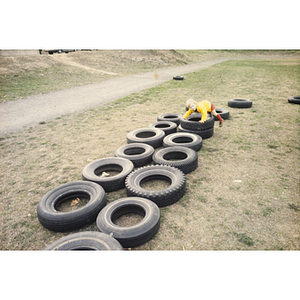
[[228, 99, 252, 108], [115, 143, 154, 167], [163, 132, 203, 151], [152, 146, 198, 174], [288, 96, 300, 104], [82, 157, 134, 192], [127, 128, 165, 148], [96, 197, 160, 248], [37, 181, 107, 232], [125, 165, 186, 207], [44, 231, 123, 250]]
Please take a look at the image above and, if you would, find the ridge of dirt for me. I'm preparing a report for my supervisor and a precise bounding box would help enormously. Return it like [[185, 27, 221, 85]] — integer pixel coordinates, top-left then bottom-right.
[[50, 53, 119, 75]]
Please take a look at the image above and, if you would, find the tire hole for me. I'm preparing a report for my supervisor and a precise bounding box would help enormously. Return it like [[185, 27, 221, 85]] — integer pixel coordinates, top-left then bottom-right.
[[172, 137, 193, 144], [136, 131, 156, 138], [112, 205, 145, 227], [155, 124, 171, 129], [141, 175, 171, 191], [163, 151, 188, 161], [113, 213, 144, 227], [163, 115, 178, 119], [189, 117, 201, 122], [124, 148, 146, 156], [55, 195, 90, 212]]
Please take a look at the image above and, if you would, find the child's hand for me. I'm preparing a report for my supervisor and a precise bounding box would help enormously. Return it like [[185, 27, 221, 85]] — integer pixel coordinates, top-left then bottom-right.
[[199, 120, 204, 123]]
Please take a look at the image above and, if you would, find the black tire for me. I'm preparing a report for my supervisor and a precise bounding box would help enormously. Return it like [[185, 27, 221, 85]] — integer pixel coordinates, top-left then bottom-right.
[[96, 197, 160, 248], [149, 121, 177, 136], [180, 113, 215, 131], [228, 99, 252, 108], [157, 113, 183, 126], [178, 124, 214, 139], [37, 181, 107, 232], [44, 231, 123, 250], [173, 76, 184, 80], [127, 128, 165, 149], [125, 165, 186, 207], [82, 157, 134, 192], [152, 146, 198, 174], [115, 143, 154, 167], [288, 96, 300, 104], [163, 132, 203, 151], [213, 108, 230, 120]]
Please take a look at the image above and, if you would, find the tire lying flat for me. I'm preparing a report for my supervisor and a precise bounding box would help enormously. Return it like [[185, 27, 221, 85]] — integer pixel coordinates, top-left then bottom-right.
[[127, 128, 165, 148], [82, 157, 134, 192], [96, 197, 160, 248], [288, 96, 300, 104], [44, 231, 123, 250], [213, 108, 230, 120], [228, 99, 252, 108], [173, 76, 184, 80], [152, 146, 198, 174], [163, 132, 203, 151], [37, 181, 107, 232], [149, 121, 177, 136], [125, 165, 186, 207], [157, 113, 183, 126], [115, 143, 154, 167]]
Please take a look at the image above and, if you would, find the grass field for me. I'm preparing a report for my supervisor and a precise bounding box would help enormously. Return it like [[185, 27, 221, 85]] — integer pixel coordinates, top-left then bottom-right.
[[0, 51, 299, 250]]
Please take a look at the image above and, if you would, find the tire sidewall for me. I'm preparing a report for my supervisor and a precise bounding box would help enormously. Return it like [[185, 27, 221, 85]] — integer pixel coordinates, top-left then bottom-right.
[[178, 124, 214, 139], [115, 143, 154, 167], [127, 128, 165, 148], [44, 231, 123, 250], [228, 99, 252, 108], [149, 121, 177, 136], [180, 113, 215, 130], [157, 113, 183, 126], [125, 165, 186, 207], [96, 197, 160, 248], [37, 181, 107, 231], [152, 146, 198, 174], [82, 157, 134, 192], [163, 132, 203, 151]]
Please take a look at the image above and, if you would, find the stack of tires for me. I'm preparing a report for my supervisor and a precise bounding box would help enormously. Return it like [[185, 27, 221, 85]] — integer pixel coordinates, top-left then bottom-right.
[[178, 113, 215, 139]]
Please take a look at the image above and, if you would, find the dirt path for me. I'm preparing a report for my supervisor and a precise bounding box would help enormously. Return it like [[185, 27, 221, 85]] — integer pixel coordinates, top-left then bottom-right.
[[0, 58, 233, 135], [50, 53, 119, 75]]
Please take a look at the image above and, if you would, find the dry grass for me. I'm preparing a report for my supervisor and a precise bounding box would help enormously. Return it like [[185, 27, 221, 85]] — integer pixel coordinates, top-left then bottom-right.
[[0, 52, 299, 250]]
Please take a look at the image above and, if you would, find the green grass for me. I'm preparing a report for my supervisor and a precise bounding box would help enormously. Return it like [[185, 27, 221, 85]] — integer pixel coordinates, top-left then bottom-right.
[[236, 233, 255, 246]]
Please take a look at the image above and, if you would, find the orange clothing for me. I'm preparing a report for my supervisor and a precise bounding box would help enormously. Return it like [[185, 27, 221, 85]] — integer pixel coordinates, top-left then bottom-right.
[[183, 100, 212, 122]]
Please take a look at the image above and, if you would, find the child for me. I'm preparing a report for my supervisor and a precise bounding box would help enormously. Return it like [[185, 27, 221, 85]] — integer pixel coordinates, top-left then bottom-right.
[[183, 98, 223, 127]]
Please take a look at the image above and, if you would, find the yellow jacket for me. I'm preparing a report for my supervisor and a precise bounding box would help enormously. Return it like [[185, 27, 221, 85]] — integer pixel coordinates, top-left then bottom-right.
[[183, 100, 211, 121]]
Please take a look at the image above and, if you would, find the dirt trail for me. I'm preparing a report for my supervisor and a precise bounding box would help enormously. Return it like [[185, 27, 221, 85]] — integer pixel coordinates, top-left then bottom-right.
[[50, 53, 119, 75]]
